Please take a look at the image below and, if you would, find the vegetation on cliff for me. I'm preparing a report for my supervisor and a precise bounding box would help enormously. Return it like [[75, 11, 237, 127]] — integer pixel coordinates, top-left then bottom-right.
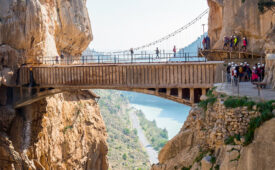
[[136, 110, 168, 151], [222, 96, 275, 146], [95, 90, 150, 170]]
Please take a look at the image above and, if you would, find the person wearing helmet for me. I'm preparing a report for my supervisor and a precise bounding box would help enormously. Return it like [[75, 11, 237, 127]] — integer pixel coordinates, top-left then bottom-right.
[[252, 66, 258, 82], [227, 63, 232, 82], [242, 37, 247, 51], [223, 36, 229, 50]]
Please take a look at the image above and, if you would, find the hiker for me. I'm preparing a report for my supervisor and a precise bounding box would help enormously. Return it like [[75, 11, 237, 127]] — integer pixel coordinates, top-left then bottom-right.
[[230, 36, 234, 50], [173, 46, 177, 57], [251, 66, 259, 82], [233, 36, 238, 50], [223, 36, 229, 50], [130, 48, 134, 58], [257, 64, 262, 81], [227, 63, 231, 82], [238, 63, 244, 82], [202, 37, 207, 50], [232, 66, 238, 86], [246, 64, 252, 81], [242, 37, 247, 51], [206, 36, 210, 49], [156, 47, 160, 58], [55, 56, 59, 64]]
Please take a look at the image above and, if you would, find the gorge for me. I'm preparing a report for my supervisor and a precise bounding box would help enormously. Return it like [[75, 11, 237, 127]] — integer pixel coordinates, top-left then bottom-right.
[[0, 0, 275, 170]]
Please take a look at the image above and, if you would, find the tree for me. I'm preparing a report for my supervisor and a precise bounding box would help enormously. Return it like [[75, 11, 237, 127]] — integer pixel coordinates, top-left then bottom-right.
[[122, 153, 127, 160]]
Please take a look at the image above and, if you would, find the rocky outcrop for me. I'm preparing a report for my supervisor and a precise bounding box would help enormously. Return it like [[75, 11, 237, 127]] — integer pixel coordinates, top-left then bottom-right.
[[152, 97, 275, 170], [0, 90, 108, 170], [0, 0, 92, 63], [208, 0, 275, 53]]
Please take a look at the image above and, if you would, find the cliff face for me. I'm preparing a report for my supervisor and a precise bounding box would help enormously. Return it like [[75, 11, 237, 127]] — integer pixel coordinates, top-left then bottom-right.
[[0, 91, 108, 170], [151, 98, 275, 170], [0, 0, 92, 63], [208, 0, 275, 53]]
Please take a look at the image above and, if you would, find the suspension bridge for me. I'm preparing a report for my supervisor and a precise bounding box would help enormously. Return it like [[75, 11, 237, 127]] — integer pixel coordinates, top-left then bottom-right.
[[3, 9, 260, 108]]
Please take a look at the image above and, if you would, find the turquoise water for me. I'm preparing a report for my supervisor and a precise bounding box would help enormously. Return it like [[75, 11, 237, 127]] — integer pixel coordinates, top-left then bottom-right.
[[126, 92, 191, 139]]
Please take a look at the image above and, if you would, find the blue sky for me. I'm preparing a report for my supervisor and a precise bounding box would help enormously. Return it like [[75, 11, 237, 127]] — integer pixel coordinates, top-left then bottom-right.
[[86, 0, 208, 51]]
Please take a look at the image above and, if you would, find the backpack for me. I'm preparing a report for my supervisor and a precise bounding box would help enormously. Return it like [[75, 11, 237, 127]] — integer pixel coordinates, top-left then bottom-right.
[[239, 67, 243, 73]]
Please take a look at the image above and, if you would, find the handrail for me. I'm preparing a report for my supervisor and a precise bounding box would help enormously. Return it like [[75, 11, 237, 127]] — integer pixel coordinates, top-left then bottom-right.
[[23, 52, 206, 65]]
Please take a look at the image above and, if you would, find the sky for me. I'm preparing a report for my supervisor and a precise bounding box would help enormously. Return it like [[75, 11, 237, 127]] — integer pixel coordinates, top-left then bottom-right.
[[86, 0, 208, 52]]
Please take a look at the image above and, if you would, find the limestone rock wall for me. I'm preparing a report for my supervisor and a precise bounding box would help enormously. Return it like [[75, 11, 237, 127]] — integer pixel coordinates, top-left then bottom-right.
[[207, 0, 275, 53], [151, 98, 275, 170], [0, 0, 92, 63], [0, 91, 108, 170]]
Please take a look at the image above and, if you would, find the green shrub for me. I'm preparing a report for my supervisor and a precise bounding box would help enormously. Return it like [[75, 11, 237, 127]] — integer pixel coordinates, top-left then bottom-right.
[[224, 99, 275, 146], [199, 97, 217, 111], [123, 128, 130, 135], [122, 153, 127, 160]]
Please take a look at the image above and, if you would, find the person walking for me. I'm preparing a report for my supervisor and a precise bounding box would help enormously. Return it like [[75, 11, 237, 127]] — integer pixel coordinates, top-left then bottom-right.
[[233, 36, 238, 50], [223, 36, 229, 50], [252, 66, 259, 82], [130, 48, 134, 61], [230, 36, 234, 50], [202, 37, 207, 50], [206, 36, 210, 49], [156, 47, 160, 58], [242, 37, 247, 51], [226, 63, 231, 83], [55, 56, 59, 64], [173, 46, 177, 57]]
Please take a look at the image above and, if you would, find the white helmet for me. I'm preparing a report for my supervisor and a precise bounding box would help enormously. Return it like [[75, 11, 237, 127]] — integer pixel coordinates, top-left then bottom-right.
[[262, 64, 265, 66]]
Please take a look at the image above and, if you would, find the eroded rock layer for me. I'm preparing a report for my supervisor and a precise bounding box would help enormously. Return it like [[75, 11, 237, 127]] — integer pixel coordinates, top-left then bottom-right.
[[0, 90, 108, 170], [0, 0, 92, 63]]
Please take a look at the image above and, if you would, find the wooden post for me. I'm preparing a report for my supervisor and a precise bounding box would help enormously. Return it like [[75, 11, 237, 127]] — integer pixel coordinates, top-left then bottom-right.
[[166, 88, 171, 96], [190, 88, 195, 104], [178, 88, 183, 99], [202, 88, 207, 96]]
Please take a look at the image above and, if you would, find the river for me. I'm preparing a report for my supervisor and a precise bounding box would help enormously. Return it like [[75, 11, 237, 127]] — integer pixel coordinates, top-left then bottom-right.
[[127, 92, 191, 140]]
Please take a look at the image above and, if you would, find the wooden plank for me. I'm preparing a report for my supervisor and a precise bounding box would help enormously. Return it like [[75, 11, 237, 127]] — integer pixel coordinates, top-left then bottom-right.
[[198, 65, 202, 84], [210, 64, 214, 84], [159, 66, 163, 86], [149, 65, 152, 86], [123, 66, 127, 85], [206, 64, 210, 84], [151, 66, 155, 87], [182, 65, 185, 84], [190, 65, 194, 84], [186, 65, 190, 84], [202, 64, 206, 84], [194, 65, 198, 84]]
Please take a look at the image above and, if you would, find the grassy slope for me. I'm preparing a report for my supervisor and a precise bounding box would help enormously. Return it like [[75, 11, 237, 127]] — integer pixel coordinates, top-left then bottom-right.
[[95, 90, 150, 170]]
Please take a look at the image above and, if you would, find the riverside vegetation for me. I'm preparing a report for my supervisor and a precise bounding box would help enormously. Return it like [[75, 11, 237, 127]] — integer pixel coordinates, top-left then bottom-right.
[[95, 90, 150, 170], [136, 110, 168, 151]]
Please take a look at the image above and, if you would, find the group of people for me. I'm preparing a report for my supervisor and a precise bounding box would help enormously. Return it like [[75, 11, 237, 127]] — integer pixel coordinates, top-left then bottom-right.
[[223, 35, 248, 51], [202, 36, 211, 50], [226, 62, 265, 86], [129, 45, 178, 58]]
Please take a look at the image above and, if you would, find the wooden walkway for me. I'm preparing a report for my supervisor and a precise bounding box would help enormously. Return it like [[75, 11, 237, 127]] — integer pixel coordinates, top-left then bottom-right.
[[15, 61, 223, 107], [19, 62, 223, 89]]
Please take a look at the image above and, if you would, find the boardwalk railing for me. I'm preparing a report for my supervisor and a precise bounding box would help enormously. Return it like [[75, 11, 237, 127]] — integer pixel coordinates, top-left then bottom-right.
[[29, 52, 205, 65]]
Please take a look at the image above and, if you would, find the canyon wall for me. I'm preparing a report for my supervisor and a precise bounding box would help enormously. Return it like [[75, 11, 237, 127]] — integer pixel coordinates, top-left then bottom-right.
[[0, 0, 92, 62], [0, 0, 110, 169], [152, 97, 275, 170], [207, 0, 275, 54], [0, 91, 108, 170]]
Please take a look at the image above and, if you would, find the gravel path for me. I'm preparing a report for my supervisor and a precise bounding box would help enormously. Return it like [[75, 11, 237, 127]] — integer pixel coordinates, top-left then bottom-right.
[[129, 110, 159, 164]]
